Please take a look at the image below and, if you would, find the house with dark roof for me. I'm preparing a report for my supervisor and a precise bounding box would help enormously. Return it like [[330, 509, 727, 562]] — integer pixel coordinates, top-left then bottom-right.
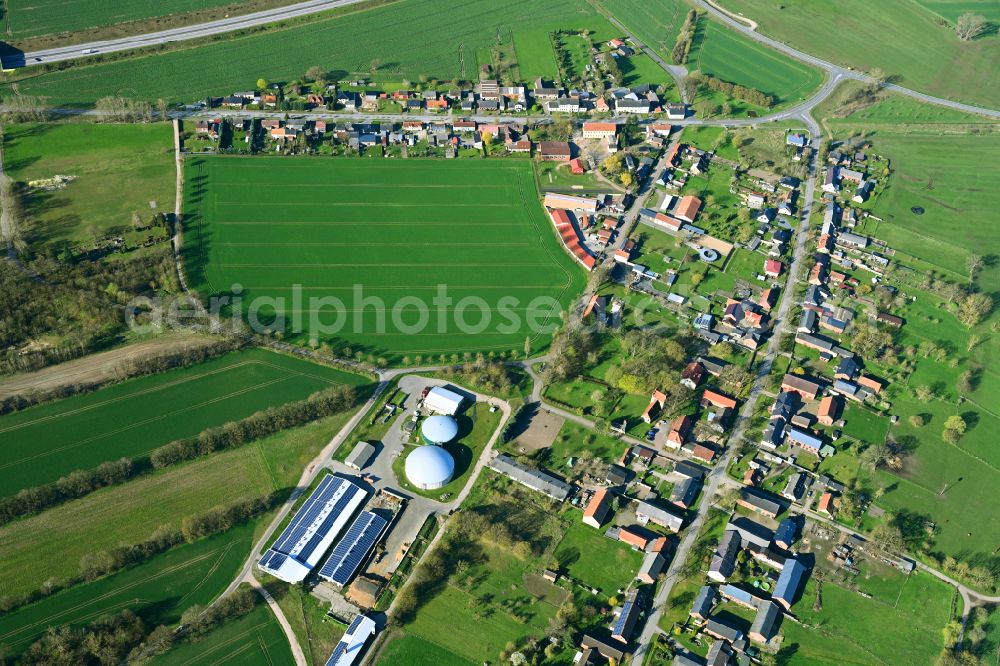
[[704, 617, 743, 643], [773, 516, 801, 550], [690, 585, 717, 621], [738, 488, 783, 518], [721, 583, 760, 609], [782, 473, 806, 502], [670, 475, 701, 509], [728, 516, 774, 549], [708, 530, 740, 582], [773, 558, 808, 609], [611, 588, 643, 642], [749, 600, 782, 643], [781, 374, 822, 401]]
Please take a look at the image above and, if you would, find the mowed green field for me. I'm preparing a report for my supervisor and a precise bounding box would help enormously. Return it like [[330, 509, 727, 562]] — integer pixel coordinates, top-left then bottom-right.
[[3, 0, 255, 39], [597, 0, 688, 58], [915, 0, 1000, 23], [2, 122, 174, 246], [688, 19, 823, 104], [0, 521, 257, 655], [183, 157, 586, 359], [4, 0, 594, 105], [0, 348, 368, 496], [152, 602, 294, 666], [716, 0, 1000, 108]]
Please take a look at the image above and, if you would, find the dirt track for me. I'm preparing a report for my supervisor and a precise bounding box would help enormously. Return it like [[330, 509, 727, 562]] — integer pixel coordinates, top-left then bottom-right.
[[0, 332, 217, 400]]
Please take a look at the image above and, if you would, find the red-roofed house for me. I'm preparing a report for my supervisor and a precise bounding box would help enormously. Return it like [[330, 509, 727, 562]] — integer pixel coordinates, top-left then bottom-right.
[[618, 527, 650, 550], [668, 414, 693, 448], [857, 375, 884, 393], [570, 158, 585, 174], [653, 212, 683, 232], [583, 488, 613, 528], [759, 287, 778, 311], [817, 395, 840, 426], [674, 195, 702, 223], [582, 122, 618, 139], [701, 389, 737, 410], [681, 362, 705, 389], [764, 259, 783, 278], [817, 492, 836, 515], [691, 444, 717, 463], [642, 390, 667, 423]]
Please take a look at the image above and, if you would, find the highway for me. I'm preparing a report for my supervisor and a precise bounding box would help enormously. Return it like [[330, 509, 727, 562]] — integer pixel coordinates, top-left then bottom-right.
[[11, 0, 369, 67]]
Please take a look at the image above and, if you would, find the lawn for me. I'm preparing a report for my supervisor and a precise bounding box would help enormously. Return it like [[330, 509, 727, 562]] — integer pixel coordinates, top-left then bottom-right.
[[0, 521, 258, 656], [3, 0, 272, 40], [0, 348, 369, 496], [781, 574, 953, 665], [535, 160, 619, 193], [687, 18, 824, 105], [553, 512, 643, 593], [4, 0, 599, 105], [512, 29, 560, 81], [376, 632, 476, 666], [153, 600, 294, 666], [2, 122, 174, 249], [183, 157, 587, 360], [840, 404, 890, 444], [715, 0, 1000, 108]]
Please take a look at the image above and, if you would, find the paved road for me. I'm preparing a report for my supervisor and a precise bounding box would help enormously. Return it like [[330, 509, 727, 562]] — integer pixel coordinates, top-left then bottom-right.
[[631, 114, 821, 662], [691, 0, 1000, 119], [8, 0, 369, 67]]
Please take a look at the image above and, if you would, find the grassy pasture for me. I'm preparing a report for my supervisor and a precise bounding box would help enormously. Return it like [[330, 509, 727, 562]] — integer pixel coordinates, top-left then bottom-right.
[[2, 122, 174, 249], [0, 348, 368, 496], [0, 521, 257, 655], [553, 512, 643, 593], [153, 600, 294, 666], [715, 0, 1000, 108], [4, 0, 595, 105], [914, 0, 1000, 23], [596, 0, 688, 58], [0, 444, 273, 600], [3, 0, 250, 39], [183, 157, 586, 359], [377, 633, 475, 666], [812, 81, 1000, 128], [688, 18, 823, 105]]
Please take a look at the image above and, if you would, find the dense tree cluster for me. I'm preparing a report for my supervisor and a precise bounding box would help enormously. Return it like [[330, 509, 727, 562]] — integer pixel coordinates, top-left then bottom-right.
[[150, 384, 356, 468], [22, 608, 147, 666], [0, 249, 179, 374], [437, 360, 520, 396], [688, 70, 775, 108], [543, 326, 603, 384]]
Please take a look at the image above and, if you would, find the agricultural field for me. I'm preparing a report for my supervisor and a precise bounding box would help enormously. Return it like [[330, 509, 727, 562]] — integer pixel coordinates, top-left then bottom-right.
[[781, 574, 953, 665], [0, 521, 257, 655], [2, 0, 276, 40], [183, 157, 587, 360], [596, 0, 688, 59], [715, 0, 1000, 108], [0, 444, 272, 600], [811, 81, 1000, 129], [915, 0, 1000, 23], [0, 348, 369, 496], [153, 601, 294, 666], [2, 122, 174, 250], [687, 18, 823, 107], [4, 0, 598, 106]]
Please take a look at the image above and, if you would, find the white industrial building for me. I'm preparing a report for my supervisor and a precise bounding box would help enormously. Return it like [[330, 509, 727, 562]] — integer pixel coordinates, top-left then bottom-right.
[[424, 386, 464, 415]]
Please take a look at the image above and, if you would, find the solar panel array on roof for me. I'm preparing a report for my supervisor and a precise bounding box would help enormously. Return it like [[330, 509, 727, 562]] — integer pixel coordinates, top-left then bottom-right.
[[611, 590, 643, 641], [318, 511, 389, 586], [258, 474, 368, 583], [325, 615, 376, 666]]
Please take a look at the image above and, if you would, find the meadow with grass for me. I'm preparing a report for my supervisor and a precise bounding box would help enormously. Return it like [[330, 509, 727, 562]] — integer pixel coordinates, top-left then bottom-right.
[[716, 0, 1000, 108], [184, 157, 586, 360], [2, 122, 174, 250], [0, 348, 368, 496], [152, 602, 294, 666]]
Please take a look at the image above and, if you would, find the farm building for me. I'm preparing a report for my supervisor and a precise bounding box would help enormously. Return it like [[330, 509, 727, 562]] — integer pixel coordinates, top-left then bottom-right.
[[318, 510, 390, 586], [690, 585, 717, 621], [345, 441, 376, 471], [583, 488, 613, 528], [749, 601, 782, 643], [424, 386, 464, 415], [326, 614, 377, 666], [488, 454, 572, 501], [258, 474, 368, 583], [773, 558, 808, 609], [539, 141, 571, 161], [544, 192, 599, 212], [673, 195, 702, 223]]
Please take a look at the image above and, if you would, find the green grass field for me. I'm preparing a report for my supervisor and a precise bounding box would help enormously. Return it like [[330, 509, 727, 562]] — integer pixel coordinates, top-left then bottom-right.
[[4, 0, 596, 105], [812, 82, 1000, 128], [553, 512, 643, 593], [0, 521, 257, 655], [596, 0, 688, 58], [183, 157, 586, 359], [2, 0, 258, 39], [716, 0, 1000, 108], [0, 348, 368, 496], [2, 122, 174, 248], [688, 19, 824, 105], [153, 600, 294, 666], [377, 632, 475, 666], [781, 574, 953, 665]]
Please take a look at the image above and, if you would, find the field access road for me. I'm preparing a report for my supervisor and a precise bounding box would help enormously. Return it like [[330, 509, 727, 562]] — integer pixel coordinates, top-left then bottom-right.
[[691, 0, 1000, 119], [631, 115, 822, 662], [9, 0, 369, 68]]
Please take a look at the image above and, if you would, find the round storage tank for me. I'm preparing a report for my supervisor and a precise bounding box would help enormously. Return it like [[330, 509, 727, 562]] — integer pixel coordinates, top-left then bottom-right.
[[421, 414, 459, 444], [405, 445, 455, 490]]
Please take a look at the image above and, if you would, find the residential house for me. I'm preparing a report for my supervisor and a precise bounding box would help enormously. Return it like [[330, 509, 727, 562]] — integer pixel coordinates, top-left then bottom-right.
[[764, 259, 783, 277], [635, 501, 684, 533], [582, 121, 618, 140], [817, 395, 840, 426], [583, 488, 613, 528], [667, 414, 693, 448], [773, 516, 801, 550], [781, 374, 822, 401], [642, 390, 667, 423], [666, 104, 686, 119], [705, 640, 734, 666], [690, 585, 717, 621], [738, 488, 783, 518], [704, 617, 744, 643], [701, 389, 737, 411], [782, 473, 806, 502], [611, 588, 643, 642], [773, 558, 808, 610], [708, 529, 740, 582], [670, 476, 700, 509], [749, 601, 781, 643], [727, 517, 774, 549], [681, 362, 706, 389], [637, 550, 667, 584]]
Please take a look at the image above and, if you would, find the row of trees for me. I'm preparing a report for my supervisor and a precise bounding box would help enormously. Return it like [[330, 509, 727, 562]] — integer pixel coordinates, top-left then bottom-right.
[[671, 9, 699, 65], [0, 383, 353, 526], [94, 96, 155, 122], [437, 360, 520, 396], [149, 384, 357, 468], [0, 337, 243, 416], [687, 70, 776, 108], [21, 608, 147, 665]]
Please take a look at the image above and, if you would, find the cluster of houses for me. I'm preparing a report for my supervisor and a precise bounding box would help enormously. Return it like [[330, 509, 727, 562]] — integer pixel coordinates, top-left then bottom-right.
[[204, 75, 689, 118], [543, 189, 630, 270], [674, 512, 810, 665]]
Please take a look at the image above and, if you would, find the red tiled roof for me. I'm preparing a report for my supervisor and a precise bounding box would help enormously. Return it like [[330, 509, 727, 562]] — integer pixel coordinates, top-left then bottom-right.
[[674, 195, 702, 222], [702, 389, 737, 410]]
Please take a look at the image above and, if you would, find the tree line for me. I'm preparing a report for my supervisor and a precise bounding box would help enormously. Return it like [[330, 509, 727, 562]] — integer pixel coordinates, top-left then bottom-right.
[[0, 384, 357, 526], [671, 9, 700, 65], [0, 337, 244, 416], [0, 494, 275, 614], [688, 70, 776, 108]]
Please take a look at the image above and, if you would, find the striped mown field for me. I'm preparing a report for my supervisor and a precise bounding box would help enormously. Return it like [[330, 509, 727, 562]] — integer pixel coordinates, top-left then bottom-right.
[[183, 157, 587, 359], [0, 348, 369, 496]]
